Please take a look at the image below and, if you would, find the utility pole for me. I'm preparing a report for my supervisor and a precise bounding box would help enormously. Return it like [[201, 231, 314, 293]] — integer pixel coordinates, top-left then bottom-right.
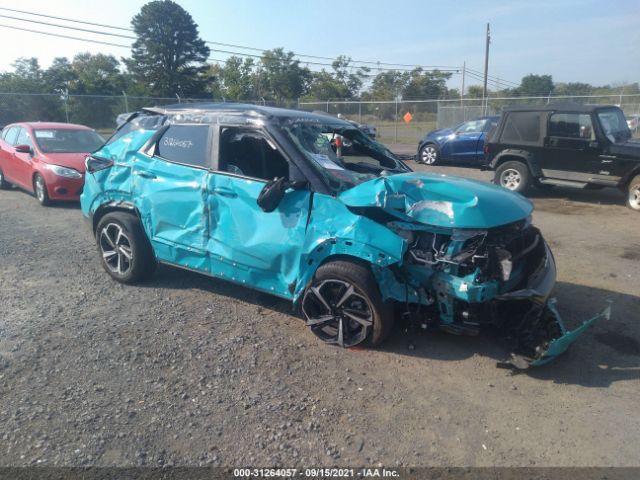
[[460, 61, 466, 108], [482, 23, 491, 114]]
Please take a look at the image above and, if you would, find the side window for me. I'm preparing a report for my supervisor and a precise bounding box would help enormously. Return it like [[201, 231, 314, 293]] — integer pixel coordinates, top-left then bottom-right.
[[501, 112, 541, 144], [455, 119, 485, 134], [15, 128, 33, 148], [218, 127, 290, 181], [483, 118, 498, 132], [548, 113, 594, 139], [156, 124, 211, 168], [3, 127, 19, 145]]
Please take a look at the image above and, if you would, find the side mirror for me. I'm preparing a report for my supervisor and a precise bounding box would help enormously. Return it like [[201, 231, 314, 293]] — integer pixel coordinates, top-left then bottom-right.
[[15, 144, 32, 154], [257, 177, 307, 212], [257, 177, 288, 213]]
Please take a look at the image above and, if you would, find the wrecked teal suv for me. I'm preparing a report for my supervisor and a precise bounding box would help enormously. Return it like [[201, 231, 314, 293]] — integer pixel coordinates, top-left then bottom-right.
[[81, 104, 607, 368]]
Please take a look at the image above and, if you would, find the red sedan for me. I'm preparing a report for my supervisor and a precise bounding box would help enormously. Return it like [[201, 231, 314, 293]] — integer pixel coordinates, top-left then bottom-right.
[[0, 122, 104, 205]]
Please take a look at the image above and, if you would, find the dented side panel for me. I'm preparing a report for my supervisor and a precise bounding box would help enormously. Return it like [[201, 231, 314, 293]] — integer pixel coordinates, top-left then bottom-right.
[[206, 173, 311, 298], [293, 193, 407, 302]]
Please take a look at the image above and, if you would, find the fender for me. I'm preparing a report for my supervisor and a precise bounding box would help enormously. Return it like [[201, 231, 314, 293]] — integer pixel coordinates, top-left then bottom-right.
[[620, 163, 640, 189], [90, 197, 139, 235], [490, 149, 542, 177]]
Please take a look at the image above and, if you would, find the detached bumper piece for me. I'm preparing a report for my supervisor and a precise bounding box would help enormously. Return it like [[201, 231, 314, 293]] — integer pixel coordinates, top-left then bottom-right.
[[504, 299, 611, 369]]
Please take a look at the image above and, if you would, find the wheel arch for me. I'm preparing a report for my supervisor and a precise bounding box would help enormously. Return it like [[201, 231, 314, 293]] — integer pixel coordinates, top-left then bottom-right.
[[491, 150, 541, 177], [32, 170, 46, 194], [620, 165, 640, 189], [292, 237, 404, 305], [92, 201, 141, 236]]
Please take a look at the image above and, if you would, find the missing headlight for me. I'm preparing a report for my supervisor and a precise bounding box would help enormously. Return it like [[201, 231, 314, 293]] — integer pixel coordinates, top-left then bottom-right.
[[496, 247, 513, 281]]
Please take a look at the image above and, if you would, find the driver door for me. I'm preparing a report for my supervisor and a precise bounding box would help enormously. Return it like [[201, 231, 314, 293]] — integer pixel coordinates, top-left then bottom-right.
[[206, 126, 311, 298], [450, 119, 487, 163], [540, 112, 600, 181]]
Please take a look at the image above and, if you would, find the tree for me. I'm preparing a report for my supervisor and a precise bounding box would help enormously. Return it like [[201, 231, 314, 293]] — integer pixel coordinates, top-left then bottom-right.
[[465, 85, 485, 98], [125, 0, 210, 97], [256, 48, 311, 102], [0, 58, 62, 124], [554, 82, 592, 97], [217, 56, 256, 100], [305, 56, 369, 100], [518, 74, 554, 97], [43, 57, 76, 92], [403, 68, 451, 100], [364, 71, 407, 100]]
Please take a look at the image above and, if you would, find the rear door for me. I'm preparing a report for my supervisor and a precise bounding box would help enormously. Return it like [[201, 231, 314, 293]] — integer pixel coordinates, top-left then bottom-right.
[[131, 123, 213, 271], [0, 127, 20, 184]]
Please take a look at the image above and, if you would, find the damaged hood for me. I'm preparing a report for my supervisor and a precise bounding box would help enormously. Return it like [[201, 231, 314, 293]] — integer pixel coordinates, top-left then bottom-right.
[[338, 172, 533, 229], [41, 152, 89, 173]]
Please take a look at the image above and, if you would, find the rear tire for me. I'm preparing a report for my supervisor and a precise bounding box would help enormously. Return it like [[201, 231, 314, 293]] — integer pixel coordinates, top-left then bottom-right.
[[95, 212, 157, 284], [627, 175, 640, 211], [301, 260, 394, 348], [0, 169, 10, 189], [33, 174, 51, 206], [494, 161, 531, 194]]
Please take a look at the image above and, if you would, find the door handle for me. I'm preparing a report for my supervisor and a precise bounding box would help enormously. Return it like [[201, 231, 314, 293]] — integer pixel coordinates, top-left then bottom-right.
[[212, 187, 237, 198], [601, 159, 613, 164], [134, 171, 157, 179]]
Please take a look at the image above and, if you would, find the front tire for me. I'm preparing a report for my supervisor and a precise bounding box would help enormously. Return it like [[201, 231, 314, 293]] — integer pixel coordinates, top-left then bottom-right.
[[301, 260, 393, 348], [418, 144, 439, 165], [0, 169, 10, 189], [627, 175, 640, 211], [33, 173, 50, 206], [495, 161, 531, 194], [95, 212, 157, 284]]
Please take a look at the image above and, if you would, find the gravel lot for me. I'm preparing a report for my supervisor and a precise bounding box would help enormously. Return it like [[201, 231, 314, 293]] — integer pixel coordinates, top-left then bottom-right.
[[0, 158, 639, 468]]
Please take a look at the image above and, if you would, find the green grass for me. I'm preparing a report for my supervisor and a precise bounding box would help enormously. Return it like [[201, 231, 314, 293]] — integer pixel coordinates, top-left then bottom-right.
[[374, 120, 437, 145]]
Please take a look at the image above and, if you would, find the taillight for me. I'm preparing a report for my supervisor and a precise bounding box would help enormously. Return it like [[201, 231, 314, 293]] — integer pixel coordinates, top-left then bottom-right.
[[86, 156, 114, 173]]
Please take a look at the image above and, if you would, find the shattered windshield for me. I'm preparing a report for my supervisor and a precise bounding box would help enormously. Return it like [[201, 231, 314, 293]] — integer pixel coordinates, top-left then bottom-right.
[[597, 109, 632, 144], [282, 119, 410, 193]]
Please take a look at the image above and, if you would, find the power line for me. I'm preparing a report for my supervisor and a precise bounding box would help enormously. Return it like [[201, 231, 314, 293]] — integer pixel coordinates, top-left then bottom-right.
[[0, 13, 135, 39], [0, 16, 462, 75], [0, 23, 132, 48], [0, 6, 130, 31], [0, 6, 464, 73], [0, 22, 532, 92]]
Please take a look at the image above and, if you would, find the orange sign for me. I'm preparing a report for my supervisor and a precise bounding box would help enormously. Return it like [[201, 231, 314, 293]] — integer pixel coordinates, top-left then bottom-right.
[[403, 112, 413, 124]]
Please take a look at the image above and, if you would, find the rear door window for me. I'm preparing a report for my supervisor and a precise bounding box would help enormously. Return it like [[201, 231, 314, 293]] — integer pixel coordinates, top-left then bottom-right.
[[548, 113, 594, 139], [156, 124, 211, 168], [501, 112, 541, 144], [2, 127, 19, 145]]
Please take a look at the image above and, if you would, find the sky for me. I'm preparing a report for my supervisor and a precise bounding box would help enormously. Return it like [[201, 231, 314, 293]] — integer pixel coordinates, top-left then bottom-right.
[[0, 0, 638, 91]]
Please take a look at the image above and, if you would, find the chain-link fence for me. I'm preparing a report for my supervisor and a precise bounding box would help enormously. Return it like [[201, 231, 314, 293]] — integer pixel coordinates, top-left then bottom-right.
[[2, 92, 639, 143], [299, 94, 640, 145], [0, 93, 298, 136]]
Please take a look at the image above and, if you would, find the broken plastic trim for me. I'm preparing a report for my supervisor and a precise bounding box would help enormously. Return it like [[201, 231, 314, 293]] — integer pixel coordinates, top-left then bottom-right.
[[504, 299, 611, 369]]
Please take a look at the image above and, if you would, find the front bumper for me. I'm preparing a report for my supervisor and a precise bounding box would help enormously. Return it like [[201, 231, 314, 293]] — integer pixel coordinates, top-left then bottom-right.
[[494, 242, 609, 368]]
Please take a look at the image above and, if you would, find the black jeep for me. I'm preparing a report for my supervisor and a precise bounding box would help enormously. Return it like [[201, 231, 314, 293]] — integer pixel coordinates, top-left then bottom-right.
[[484, 104, 640, 210]]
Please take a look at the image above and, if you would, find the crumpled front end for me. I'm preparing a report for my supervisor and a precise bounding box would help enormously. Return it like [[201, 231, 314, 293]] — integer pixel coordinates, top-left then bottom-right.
[[388, 217, 608, 368]]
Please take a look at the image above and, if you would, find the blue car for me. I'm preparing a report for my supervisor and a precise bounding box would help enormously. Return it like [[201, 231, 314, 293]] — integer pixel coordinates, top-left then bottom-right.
[[417, 116, 500, 165], [80, 104, 607, 368]]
